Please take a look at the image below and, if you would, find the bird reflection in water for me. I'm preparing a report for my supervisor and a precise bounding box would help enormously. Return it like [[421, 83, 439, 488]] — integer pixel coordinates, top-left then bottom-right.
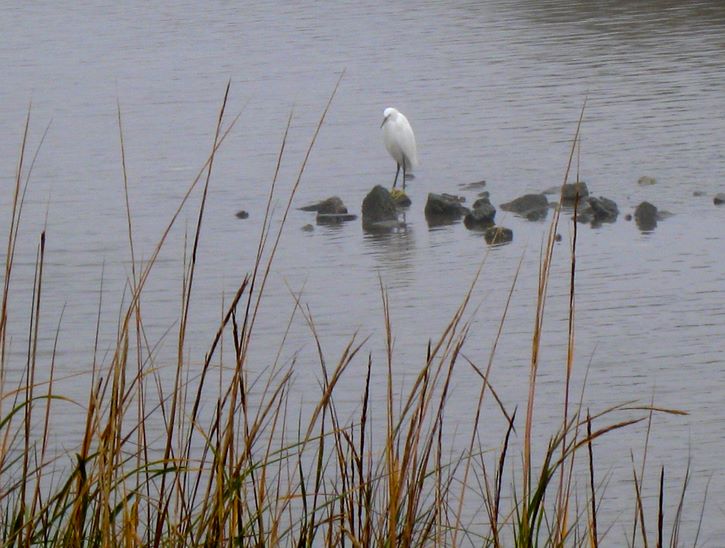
[[362, 222, 416, 289]]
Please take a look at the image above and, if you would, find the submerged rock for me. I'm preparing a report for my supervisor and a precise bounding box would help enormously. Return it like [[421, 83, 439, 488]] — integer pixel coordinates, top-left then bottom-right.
[[301, 223, 314, 232], [425, 193, 470, 225], [500, 193, 549, 220], [484, 226, 513, 245], [714, 193, 725, 205], [299, 196, 348, 214], [634, 201, 659, 231], [638, 176, 657, 186], [362, 185, 399, 229], [235, 210, 250, 219], [458, 180, 487, 191]]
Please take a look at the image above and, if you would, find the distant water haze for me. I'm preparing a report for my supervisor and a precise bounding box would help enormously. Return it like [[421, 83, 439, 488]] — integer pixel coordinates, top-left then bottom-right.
[[1, 1, 724, 542]]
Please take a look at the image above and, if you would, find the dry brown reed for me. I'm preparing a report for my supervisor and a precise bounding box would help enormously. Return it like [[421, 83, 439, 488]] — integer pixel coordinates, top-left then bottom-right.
[[0, 86, 697, 547]]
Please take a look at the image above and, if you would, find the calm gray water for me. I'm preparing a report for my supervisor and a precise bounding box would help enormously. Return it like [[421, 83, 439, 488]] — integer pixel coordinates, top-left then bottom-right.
[[1, 0, 724, 543]]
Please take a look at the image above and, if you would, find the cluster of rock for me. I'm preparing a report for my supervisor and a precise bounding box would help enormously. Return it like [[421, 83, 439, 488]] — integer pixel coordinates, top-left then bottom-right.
[[503, 180, 674, 232], [241, 174, 724, 237], [290, 173, 724, 237], [421, 191, 509, 242]]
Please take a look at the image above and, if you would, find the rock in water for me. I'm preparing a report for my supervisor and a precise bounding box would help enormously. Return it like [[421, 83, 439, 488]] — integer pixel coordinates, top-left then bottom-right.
[[235, 210, 249, 219], [458, 180, 487, 191], [714, 193, 725, 205], [464, 198, 496, 230], [561, 182, 589, 204], [634, 201, 659, 231], [484, 226, 513, 245], [500, 193, 549, 219], [638, 176, 657, 186], [424, 193, 470, 225], [526, 207, 548, 221], [362, 185, 399, 229], [299, 196, 348, 214], [588, 196, 619, 221], [576, 196, 619, 225], [472, 196, 491, 209]]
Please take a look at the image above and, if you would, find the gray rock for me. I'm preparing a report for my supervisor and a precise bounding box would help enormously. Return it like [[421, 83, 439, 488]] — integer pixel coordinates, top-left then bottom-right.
[[714, 193, 725, 205], [526, 207, 549, 221], [638, 176, 657, 186], [362, 185, 399, 229], [425, 193, 470, 223], [316, 213, 358, 225], [235, 210, 249, 219], [472, 196, 492, 209], [693, 190, 706, 197], [500, 193, 549, 219], [579, 196, 619, 225], [589, 196, 618, 219], [299, 196, 348, 214], [464, 201, 496, 230], [484, 226, 513, 245], [561, 181, 589, 204], [634, 201, 658, 231], [576, 211, 593, 224], [477, 191, 490, 199], [301, 224, 314, 232]]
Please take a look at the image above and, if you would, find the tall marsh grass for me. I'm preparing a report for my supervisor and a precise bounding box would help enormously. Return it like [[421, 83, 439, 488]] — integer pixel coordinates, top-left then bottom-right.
[[0, 84, 696, 546]]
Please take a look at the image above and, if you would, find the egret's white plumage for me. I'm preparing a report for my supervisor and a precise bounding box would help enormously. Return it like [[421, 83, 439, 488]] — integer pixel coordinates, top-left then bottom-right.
[[381, 107, 417, 189]]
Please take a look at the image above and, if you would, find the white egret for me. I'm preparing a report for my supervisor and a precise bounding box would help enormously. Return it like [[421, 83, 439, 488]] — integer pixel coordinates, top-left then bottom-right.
[[381, 107, 418, 190]]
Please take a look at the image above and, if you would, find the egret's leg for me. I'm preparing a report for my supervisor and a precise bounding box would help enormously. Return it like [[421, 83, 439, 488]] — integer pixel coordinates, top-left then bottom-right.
[[393, 163, 401, 188], [402, 164, 407, 191]]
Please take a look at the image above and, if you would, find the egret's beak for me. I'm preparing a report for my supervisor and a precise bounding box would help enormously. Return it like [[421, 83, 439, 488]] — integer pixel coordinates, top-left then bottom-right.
[[380, 115, 390, 128]]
